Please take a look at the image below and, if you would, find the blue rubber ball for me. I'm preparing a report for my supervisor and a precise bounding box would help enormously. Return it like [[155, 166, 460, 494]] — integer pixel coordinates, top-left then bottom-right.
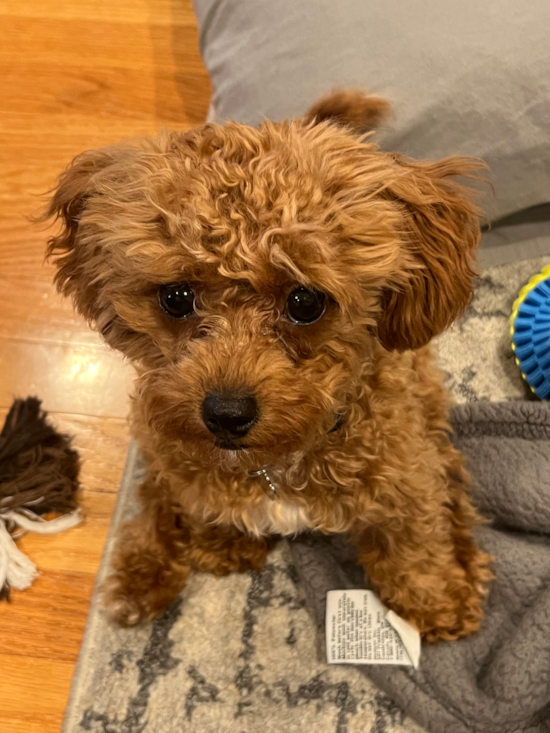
[[510, 265, 550, 401]]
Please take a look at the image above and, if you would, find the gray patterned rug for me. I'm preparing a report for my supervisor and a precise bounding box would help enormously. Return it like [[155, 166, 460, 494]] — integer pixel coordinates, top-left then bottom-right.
[[64, 256, 548, 733]]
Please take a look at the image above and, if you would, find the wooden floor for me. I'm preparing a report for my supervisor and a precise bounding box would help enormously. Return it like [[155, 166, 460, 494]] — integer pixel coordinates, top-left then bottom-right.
[[0, 2, 210, 730]]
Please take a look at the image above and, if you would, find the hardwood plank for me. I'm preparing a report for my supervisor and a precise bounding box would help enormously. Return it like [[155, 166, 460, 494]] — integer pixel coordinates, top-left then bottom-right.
[[3, 64, 158, 119], [0, 0, 197, 24], [0, 116, 171, 150], [0, 236, 57, 283], [0, 571, 96, 663], [0, 653, 73, 714], [0, 338, 134, 417], [0, 16, 197, 70], [1, 62, 211, 125], [0, 714, 61, 733], [0, 277, 100, 347], [0, 114, 183, 145]]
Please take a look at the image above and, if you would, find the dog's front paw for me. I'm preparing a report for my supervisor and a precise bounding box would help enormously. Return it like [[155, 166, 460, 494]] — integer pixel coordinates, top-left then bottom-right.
[[419, 600, 484, 643], [101, 571, 186, 627], [404, 572, 489, 644], [102, 574, 152, 626]]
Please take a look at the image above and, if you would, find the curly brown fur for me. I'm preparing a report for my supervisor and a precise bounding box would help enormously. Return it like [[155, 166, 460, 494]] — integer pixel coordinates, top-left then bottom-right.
[[304, 88, 392, 132], [44, 90, 492, 640]]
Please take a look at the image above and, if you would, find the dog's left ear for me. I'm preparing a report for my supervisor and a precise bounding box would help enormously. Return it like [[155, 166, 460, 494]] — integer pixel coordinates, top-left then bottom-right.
[[42, 148, 119, 324], [304, 89, 391, 133], [376, 155, 483, 352]]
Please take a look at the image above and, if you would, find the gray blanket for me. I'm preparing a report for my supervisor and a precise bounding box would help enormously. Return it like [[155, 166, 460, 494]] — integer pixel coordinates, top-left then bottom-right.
[[290, 400, 550, 733]]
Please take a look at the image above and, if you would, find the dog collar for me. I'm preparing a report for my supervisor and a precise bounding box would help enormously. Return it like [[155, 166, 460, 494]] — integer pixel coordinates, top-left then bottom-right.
[[249, 412, 347, 500], [248, 466, 278, 500]]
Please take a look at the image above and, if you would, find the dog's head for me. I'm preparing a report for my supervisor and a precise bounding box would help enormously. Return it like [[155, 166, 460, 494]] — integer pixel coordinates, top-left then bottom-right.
[[44, 91, 482, 467]]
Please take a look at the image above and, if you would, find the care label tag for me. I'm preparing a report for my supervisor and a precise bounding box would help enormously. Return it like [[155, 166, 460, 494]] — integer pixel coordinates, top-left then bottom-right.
[[326, 590, 421, 668]]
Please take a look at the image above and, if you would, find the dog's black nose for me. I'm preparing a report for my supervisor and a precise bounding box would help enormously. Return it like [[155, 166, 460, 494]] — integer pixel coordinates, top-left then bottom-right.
[[202, 393, 258, 441]]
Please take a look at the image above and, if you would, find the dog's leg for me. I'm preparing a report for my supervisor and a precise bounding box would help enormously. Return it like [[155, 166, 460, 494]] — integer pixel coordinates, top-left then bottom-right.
[[102, 482, 270, 626], [101, 502, 191, 627], [350, 471, 492, 643], [183, 524, 272, 576]]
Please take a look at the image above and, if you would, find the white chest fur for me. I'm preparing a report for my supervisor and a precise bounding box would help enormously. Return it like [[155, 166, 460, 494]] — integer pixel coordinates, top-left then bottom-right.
[[234, 495, 314, 538]]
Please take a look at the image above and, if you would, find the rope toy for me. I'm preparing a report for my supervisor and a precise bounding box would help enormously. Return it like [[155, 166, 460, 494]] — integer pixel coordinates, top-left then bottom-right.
[[510, 265, 550, 401], [0, 397, 81, 600]]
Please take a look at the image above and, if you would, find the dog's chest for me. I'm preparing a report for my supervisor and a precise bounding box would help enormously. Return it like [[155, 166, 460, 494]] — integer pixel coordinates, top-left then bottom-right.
[[234, 494, 314, 538]]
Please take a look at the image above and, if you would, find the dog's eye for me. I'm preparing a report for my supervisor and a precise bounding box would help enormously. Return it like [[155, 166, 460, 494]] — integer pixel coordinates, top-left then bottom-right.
[[286, 287, 326, 325], [158, 282, 195, 319]]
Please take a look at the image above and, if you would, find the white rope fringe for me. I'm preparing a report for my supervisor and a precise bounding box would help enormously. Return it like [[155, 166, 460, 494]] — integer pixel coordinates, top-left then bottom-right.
[[0, 509, 82, 591]]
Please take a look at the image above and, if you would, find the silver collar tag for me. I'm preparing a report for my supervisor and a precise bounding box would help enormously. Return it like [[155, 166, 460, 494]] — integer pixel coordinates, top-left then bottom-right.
[[249, 466, 278, 500]]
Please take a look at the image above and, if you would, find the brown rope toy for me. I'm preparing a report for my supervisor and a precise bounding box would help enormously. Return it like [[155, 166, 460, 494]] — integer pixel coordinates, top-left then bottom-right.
[[0, 397, 81, 600]]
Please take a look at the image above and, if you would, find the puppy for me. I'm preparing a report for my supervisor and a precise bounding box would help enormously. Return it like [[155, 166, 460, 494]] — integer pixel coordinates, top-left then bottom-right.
[[45, 90, 492, 642]]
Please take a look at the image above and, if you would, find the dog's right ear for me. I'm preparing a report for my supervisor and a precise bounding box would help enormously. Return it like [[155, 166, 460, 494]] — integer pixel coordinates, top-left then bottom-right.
[[303, 89, 391, 133], [42, 149, 116, 322]]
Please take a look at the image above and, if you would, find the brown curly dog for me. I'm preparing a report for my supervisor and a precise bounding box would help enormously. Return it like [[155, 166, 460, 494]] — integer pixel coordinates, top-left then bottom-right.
[[45, 90, 493, 642]]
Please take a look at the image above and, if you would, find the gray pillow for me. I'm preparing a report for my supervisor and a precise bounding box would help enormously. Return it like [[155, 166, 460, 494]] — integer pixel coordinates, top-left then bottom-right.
[[193, 0, 550, 221]]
